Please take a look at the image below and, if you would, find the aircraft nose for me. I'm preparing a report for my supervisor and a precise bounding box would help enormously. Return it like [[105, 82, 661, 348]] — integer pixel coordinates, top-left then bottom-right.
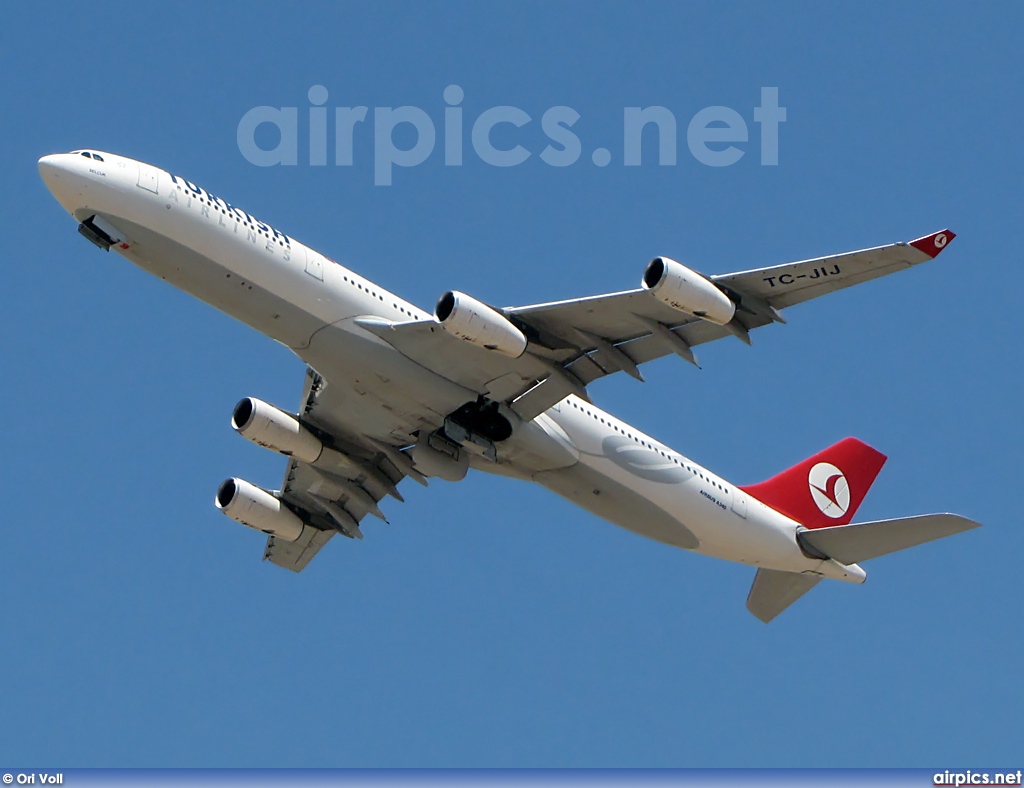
[[39, 153, 86, 214], [38, 154, 64, 189]]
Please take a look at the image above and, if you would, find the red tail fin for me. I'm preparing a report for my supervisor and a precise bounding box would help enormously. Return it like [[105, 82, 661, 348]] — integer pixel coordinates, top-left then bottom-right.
[[740, 438, 887, 529]]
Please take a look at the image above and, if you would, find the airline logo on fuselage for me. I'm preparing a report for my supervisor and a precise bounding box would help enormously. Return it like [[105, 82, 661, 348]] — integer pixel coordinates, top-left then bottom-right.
[[808, 461, 849, 518], [168, 174, 292, 247]]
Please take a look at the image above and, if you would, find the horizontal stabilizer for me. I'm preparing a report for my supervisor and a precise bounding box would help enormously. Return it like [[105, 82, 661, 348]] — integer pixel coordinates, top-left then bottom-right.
[[746, 568, 822, 623], [798, 513, 981, 565]]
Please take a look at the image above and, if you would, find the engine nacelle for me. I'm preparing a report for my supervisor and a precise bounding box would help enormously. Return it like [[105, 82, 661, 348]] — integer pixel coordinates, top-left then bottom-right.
[[434, 290, 528, 359], [232, 397, 323, 463], [215, 477, 304, 542], [642, 257, 735, 326]]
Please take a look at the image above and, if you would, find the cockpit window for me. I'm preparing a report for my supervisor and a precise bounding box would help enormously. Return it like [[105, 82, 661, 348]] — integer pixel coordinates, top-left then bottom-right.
[[92, 153, 104, 162], [79, 151, 92, 158]]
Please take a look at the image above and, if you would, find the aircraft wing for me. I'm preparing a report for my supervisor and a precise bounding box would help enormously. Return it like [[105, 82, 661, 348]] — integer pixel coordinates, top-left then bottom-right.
[[359, 230, 955, 421], [712, 229, 955, 310], [263, 368, 416, 572]]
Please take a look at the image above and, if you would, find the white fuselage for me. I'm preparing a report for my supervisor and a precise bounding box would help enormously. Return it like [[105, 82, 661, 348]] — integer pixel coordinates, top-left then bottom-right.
[[38, 150, 865, 583]]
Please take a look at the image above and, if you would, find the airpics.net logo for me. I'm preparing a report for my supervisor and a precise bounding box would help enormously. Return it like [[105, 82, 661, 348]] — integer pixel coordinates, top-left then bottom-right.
[[237, 85, 786, 185], [934, 771, 1023, 786]]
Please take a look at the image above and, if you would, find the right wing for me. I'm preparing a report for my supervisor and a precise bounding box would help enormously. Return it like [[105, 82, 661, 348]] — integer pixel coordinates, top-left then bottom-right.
[[359, 230, 956, 421], [712, 229, 955, 310]]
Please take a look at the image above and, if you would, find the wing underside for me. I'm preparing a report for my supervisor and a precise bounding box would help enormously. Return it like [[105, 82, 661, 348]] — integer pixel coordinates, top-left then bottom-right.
[[264, 368, 414, 572], [359, 230, 954, 420]]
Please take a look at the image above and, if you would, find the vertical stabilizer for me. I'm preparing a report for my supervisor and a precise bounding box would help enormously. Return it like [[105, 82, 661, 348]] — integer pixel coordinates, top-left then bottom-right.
[[740, 437, 886, 529]]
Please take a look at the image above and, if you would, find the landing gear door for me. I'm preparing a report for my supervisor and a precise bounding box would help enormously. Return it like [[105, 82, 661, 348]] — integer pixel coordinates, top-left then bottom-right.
[[304, 250, 324, 281]]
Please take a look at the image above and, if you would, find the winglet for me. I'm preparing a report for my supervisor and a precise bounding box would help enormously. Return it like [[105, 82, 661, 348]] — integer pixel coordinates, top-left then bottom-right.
[[909, 229, 955, 258]]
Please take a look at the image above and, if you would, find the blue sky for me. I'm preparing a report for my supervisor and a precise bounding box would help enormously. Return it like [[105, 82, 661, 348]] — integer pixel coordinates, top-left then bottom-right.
[[2, 0, 1022, 768]]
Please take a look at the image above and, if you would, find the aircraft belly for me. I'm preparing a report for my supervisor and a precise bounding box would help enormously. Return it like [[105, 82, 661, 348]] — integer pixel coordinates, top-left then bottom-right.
[[298, 318, 482, 443], [83, 177, 396, 349], [98, 216, 325, 350], [587, 452, 805, 567], [533, 463, 699, 549], [542, 405, 813, 566], [493, 415, 580, 474], [98, 219, 484, 446]]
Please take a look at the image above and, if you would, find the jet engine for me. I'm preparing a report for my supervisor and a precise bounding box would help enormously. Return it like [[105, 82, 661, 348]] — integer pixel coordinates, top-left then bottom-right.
[[215, 477, 304, 542], [232, 397, 323, 463], [434, 291, 528, 358], [642, 257, 735, 326]]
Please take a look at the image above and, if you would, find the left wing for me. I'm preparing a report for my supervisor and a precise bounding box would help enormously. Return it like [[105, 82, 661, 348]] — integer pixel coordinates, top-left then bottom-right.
[[360, 230, 956, 420], [263, 368, 416, 572]]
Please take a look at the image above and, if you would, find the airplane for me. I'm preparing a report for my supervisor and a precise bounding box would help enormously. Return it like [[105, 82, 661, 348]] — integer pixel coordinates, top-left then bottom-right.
[[38, 149, 980, 622]]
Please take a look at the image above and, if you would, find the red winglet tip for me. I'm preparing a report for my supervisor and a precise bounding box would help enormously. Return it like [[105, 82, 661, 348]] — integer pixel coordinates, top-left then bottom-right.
[[910, 229, 955, 258]]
